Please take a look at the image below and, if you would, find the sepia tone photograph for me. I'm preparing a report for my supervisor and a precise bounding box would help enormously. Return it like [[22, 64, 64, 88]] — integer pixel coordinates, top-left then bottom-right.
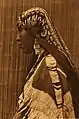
[[0, 0, 79, 119]]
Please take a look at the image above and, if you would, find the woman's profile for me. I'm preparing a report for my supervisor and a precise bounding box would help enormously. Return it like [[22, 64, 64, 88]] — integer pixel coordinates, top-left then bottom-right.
[[13, 7, 79, 119]]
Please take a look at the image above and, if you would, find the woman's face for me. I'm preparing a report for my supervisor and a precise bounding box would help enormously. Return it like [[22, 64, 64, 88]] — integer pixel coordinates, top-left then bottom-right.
[[16, 29, 35, 53]]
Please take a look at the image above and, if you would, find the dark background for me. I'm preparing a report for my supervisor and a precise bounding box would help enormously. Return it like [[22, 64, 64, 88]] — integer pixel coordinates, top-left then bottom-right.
[[0, 0, 79, 118]]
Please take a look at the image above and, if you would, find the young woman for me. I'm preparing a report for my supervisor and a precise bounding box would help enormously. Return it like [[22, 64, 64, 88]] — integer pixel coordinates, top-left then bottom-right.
[[13, 7, 79, 119]]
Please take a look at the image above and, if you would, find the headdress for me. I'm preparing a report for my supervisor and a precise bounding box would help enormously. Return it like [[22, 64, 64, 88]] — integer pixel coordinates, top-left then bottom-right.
[[17, 7, 75, 74]]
